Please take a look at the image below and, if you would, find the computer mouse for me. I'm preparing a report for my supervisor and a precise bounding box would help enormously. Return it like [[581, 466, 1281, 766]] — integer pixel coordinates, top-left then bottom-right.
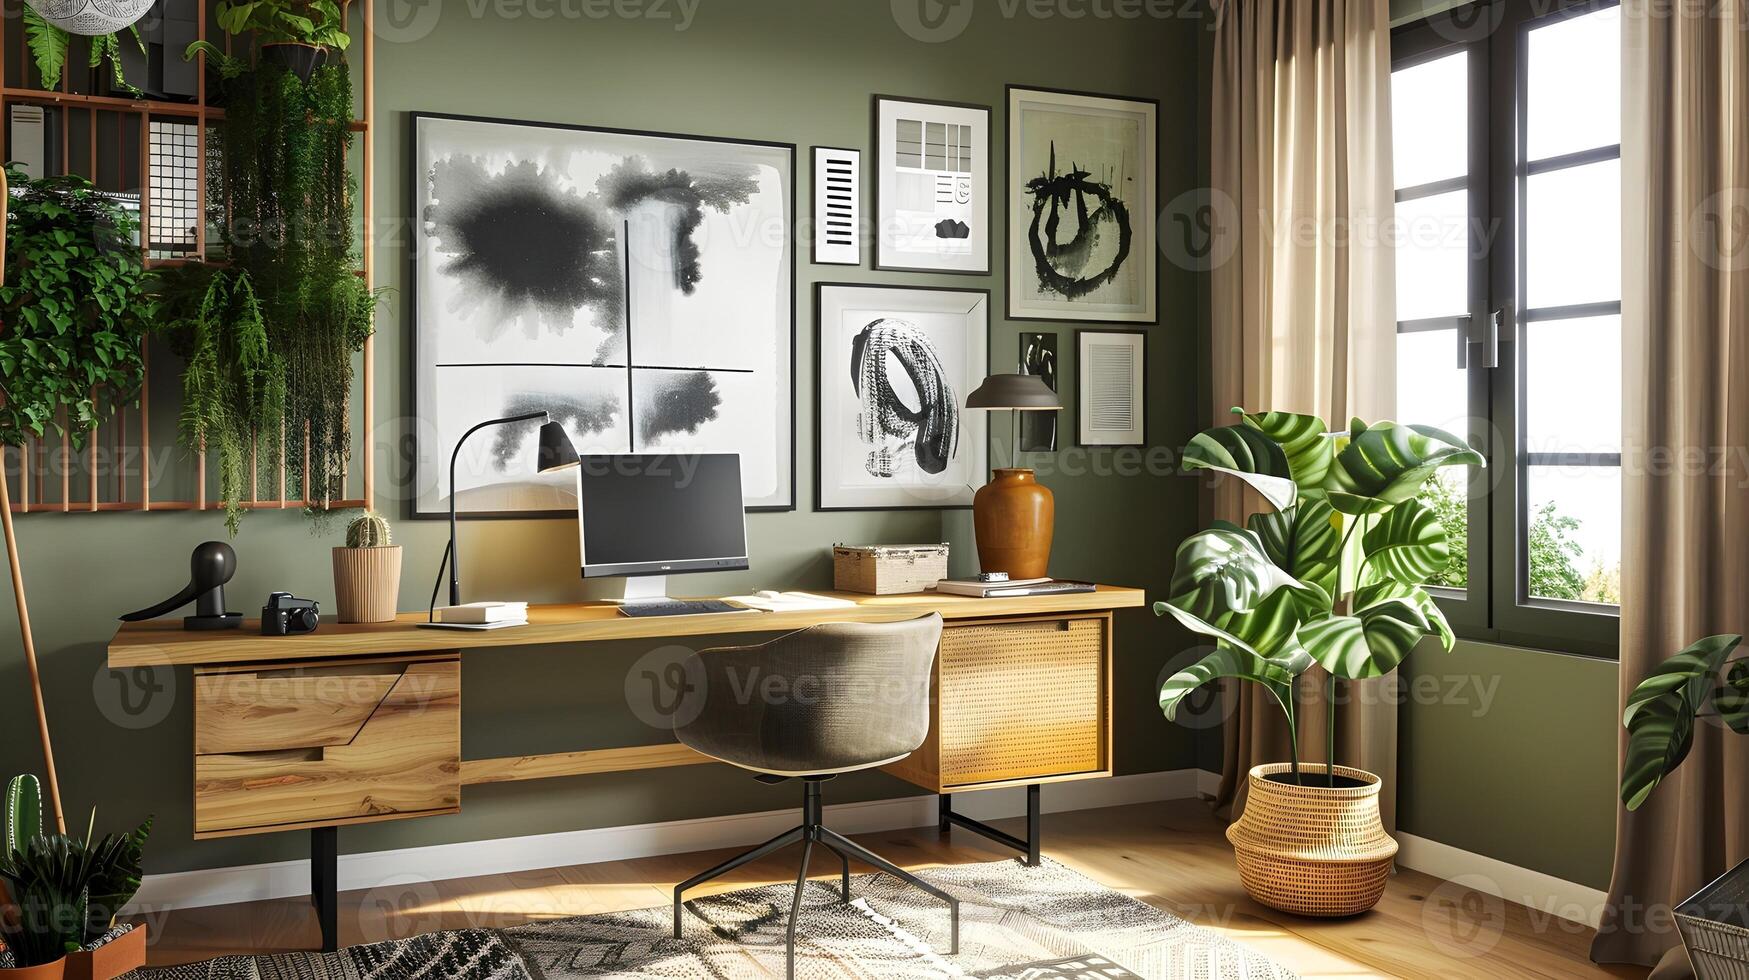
[[755, 590, 782, 600]]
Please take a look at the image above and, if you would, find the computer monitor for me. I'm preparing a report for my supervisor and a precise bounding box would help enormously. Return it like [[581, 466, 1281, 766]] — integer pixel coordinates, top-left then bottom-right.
[[577, 453, 749, 603]]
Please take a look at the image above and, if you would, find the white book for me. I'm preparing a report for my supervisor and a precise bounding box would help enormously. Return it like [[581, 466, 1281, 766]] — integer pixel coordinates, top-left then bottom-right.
[[932, 577, 1050, 597], [435, 601, 528, 625]]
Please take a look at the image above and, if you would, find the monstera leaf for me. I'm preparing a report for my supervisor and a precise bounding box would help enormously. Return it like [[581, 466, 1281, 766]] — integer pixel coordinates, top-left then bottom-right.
[[1323, 420, 1484, 515], [1181, 425, 1298, 511], [1361, 497, 1451, 585], [1249, 498, 1340, 597], [1238, 408, 1334, 493], [1719, 660, 1749, 735], [1622, 634, 1743, 810], [1298, 597, 1432, 679], [1354, 579, 1454, 651], [1159, 642, 1305, 723], [1166, 525, 1301, 622]]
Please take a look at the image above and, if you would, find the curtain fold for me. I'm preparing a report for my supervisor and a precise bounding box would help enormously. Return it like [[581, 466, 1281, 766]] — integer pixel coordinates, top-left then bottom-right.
[[1207, 0, 1398, 826], [1594, 1, 1749, 972]]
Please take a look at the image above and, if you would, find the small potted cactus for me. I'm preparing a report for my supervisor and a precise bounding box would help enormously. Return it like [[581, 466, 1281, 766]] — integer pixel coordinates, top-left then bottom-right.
[[331, 512, 402, 624]]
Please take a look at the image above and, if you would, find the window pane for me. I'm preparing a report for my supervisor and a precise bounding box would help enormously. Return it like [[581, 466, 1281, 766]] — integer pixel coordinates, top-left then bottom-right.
[[1527, 6, 1621, 161], [1525, 159, 1621, 310], [1392, 52, 1467, 190], [1394, 190, 1470, 321], [1525, 315, 1621, 455], [1397, 327, 1470, 589], [1526, 465, 1620, 604]]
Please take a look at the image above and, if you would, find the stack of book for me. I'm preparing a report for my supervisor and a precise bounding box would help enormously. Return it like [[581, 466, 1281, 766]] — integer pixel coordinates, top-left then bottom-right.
[[432, 601, 529, 628], [932, 578, 1096, 598]]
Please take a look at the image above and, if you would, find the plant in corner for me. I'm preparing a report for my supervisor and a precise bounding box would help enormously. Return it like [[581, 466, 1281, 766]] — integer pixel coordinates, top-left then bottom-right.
[[1155, 408, 1482, 916], [332, 512, 402, 623], [0, 775, 152, 979]]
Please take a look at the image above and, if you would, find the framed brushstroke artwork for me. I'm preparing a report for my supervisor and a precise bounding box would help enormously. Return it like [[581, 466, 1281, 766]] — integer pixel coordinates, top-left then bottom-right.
[[872, 96, 991, 275], [410, 112, 795, 517], [1006, 86, 1158, 323], [815, 283, 988, 511], [1018, 331, 1059, 452]]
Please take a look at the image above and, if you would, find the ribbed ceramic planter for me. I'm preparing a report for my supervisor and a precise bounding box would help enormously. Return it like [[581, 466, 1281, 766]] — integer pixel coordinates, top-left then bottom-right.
[[1226, 763, 1398, 917], [332, 546, 402, 624]]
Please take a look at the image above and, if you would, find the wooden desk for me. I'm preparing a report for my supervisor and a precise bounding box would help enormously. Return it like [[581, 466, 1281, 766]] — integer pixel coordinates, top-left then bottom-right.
[[108, 586, 1146, 950]]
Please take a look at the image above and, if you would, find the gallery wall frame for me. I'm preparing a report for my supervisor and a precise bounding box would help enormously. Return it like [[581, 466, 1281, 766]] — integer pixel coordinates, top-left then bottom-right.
[[871, 94, 993, 276], [1006, 84, 1160, 324], [814, 282, 991, 512], [811, 145, 862, 266], [408, 111, 797, 519], [1075, 328, 1148, 448]]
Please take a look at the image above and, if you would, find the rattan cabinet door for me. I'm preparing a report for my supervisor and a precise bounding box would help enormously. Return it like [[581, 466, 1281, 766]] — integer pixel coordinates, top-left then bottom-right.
[[936, 617, 1107, 787]]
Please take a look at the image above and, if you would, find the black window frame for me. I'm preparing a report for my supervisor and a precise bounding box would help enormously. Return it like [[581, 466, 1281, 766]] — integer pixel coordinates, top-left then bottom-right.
[[1391, 0, 1621, 659]]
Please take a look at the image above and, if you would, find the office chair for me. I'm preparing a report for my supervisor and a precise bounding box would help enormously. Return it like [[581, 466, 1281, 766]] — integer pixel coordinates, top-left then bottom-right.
[[671, 614, 958, 978]]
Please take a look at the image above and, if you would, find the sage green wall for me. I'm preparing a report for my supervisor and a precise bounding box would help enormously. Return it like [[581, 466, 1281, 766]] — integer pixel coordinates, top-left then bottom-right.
[[0, 0, 1203, 877]]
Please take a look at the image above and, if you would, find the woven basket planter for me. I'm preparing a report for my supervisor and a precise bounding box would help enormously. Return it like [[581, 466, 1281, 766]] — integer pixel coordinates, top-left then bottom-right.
[[1227, 763, 1398, 917], [332, 546, 402, 624]]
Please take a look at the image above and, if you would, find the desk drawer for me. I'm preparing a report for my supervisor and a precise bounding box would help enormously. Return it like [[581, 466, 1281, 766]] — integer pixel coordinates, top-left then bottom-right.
[[884, 614, 1111, 793], [193, 656, 460, 837]]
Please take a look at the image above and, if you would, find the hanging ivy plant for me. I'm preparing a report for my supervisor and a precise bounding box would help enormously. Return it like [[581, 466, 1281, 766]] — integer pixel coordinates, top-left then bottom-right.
[[201, 58, 375, 521], [0, 168, 153, 448]]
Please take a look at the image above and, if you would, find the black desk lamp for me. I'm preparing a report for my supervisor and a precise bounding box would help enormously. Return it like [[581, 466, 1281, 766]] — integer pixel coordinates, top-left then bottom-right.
[[428, 412, 580, 620]]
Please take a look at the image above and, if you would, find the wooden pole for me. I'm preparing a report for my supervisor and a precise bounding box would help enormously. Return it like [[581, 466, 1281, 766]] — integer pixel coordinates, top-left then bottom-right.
[[0, 169, 66, 833]]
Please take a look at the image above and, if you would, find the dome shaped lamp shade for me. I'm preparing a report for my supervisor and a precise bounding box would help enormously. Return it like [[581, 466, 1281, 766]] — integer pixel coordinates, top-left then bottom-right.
[[536, 420, 581, 474], [964, 373, 1061, 411], [27, 0, 154, 35]]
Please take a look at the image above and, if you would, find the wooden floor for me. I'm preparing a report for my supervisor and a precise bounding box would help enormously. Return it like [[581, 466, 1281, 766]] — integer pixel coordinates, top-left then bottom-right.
[[129, 799, 1649, 979]]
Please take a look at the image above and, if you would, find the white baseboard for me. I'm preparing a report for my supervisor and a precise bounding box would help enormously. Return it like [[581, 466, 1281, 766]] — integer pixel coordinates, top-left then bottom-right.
[[1396, 832, 1608, 929], [130, 768, 1206, 914]]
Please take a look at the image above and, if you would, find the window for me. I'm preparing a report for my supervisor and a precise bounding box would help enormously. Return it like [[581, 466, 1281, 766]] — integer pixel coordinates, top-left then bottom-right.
[[1391, 0, 1621, 655]]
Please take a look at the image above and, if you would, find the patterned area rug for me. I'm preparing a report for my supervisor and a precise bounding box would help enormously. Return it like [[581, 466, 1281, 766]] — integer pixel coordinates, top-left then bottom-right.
[[131, 859, 1294, 979]]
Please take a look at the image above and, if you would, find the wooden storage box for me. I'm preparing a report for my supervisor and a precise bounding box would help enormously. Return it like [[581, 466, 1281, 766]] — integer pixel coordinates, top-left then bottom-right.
[[833, 543, 949, 595]]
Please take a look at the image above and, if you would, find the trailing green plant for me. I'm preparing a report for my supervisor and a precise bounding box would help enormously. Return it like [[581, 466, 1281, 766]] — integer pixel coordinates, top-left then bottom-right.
[[158, 263, 286, 534], [0, 168, 153, 449], [23, 6, 144, 95], [344, 511, 390, 547], [1156, 409, 1483, 785], [183, 0, 352, 65], [0, 775, 151, 968]]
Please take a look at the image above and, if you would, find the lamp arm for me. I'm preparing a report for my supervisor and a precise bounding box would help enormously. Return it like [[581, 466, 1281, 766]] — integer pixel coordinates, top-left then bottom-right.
[[446, 411, 548, 607]]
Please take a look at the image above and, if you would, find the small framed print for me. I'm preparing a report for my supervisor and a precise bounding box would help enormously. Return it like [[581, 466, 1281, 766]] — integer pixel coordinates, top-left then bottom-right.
[[816, 283, 989, 510], [812, 146, 861, 265], [1076, 329, 1146, 447], [1008, 85, 1158, 323], [1018, 331, 1059, 452], [872, 95, 991, 275]]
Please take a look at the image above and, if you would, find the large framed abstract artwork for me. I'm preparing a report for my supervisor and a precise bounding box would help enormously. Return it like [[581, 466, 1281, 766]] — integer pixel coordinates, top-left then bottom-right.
[[1006, 86, 1158, 323], [411, 112, 795, 517], [815, 283, 988, 511], [872, 96, 991, 275]]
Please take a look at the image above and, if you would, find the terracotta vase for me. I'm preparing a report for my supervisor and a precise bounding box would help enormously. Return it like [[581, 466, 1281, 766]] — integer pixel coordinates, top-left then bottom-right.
[[332, 546, 403, 624], [972, 468, 1054, 579], [64, 924, 146, 980], [1226, 763, 1398, 916]]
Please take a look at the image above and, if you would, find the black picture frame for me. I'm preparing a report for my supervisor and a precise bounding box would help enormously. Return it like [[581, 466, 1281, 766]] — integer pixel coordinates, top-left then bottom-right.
[[870, 94, 994, 276], [1005, 84, 1161, 325], [1074, 328, 1148, 448], [810, 145, 862, 267], [1018, 331, 1060, 453], [406, 110, 798, 520], [814, 281, 993, 512]]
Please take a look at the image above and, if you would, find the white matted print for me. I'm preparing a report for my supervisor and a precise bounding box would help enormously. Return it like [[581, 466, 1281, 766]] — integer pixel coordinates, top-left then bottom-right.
[[1008, 86, 1157, 323], [1077, 329, 1146, 447], [412, 112, 794, 516], [812, 146, 861, 265], [873, 96, 990, 274], [816, 284, 988, 510]]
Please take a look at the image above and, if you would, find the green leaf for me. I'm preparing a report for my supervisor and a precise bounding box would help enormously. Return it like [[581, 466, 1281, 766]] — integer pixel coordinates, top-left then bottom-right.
[[1299, 598, 1432, 679], [1249, 498, 1340, 596], [1323, 420, 1485, 516], [5, 775, 42, 856], [1238, 408, 1334, 493], [22, 8, 69, 91], [1181, 424, 1298, 511], [1159, 643, 1301, 724], [1355, 579, 1454, 651], [1362, 497, 1451, 585], [1719, 660, 1749, 735], [1622, 634, 1743, 810], [1166, 525, 1301, 621]]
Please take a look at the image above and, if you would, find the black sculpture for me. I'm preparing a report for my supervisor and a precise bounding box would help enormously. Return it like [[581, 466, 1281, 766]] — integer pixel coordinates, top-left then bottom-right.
[[119, 541, 243, 630]]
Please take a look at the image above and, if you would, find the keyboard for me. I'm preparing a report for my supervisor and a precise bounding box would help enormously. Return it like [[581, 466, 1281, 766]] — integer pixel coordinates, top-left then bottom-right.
[[617, 599, 758, 618]]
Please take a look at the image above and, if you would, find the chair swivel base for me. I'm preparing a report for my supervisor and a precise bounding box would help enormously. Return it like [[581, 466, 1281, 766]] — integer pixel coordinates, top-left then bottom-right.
[[673, 778, 960, 980]]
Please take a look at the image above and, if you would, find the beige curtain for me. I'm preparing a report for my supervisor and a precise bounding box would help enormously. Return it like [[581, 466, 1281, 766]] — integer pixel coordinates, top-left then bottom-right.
[[1593, 1, 1749, 973], [1207, 0, 1398, 825]]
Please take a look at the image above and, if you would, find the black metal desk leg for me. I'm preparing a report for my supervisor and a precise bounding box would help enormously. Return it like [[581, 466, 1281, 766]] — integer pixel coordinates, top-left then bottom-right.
[[311, 827, 338, 952], [938, 784, 1042, 867]]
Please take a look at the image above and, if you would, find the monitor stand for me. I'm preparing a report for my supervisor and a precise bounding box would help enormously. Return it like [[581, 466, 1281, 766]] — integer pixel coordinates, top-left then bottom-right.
[[610, 575, 672, 608]]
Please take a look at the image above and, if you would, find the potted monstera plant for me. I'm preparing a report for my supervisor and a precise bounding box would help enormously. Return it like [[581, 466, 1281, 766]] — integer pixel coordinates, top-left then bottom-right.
[[1157, 408, 1481, 916], [1619, 634, 1749, 977]]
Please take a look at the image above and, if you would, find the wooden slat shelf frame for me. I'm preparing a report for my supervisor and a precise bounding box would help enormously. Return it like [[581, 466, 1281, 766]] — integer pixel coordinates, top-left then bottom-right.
[[0, 0, 376, 515]]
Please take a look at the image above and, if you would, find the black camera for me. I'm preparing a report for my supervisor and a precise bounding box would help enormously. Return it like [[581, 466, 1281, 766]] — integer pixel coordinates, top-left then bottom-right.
[[262, 592, 320, 636]]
